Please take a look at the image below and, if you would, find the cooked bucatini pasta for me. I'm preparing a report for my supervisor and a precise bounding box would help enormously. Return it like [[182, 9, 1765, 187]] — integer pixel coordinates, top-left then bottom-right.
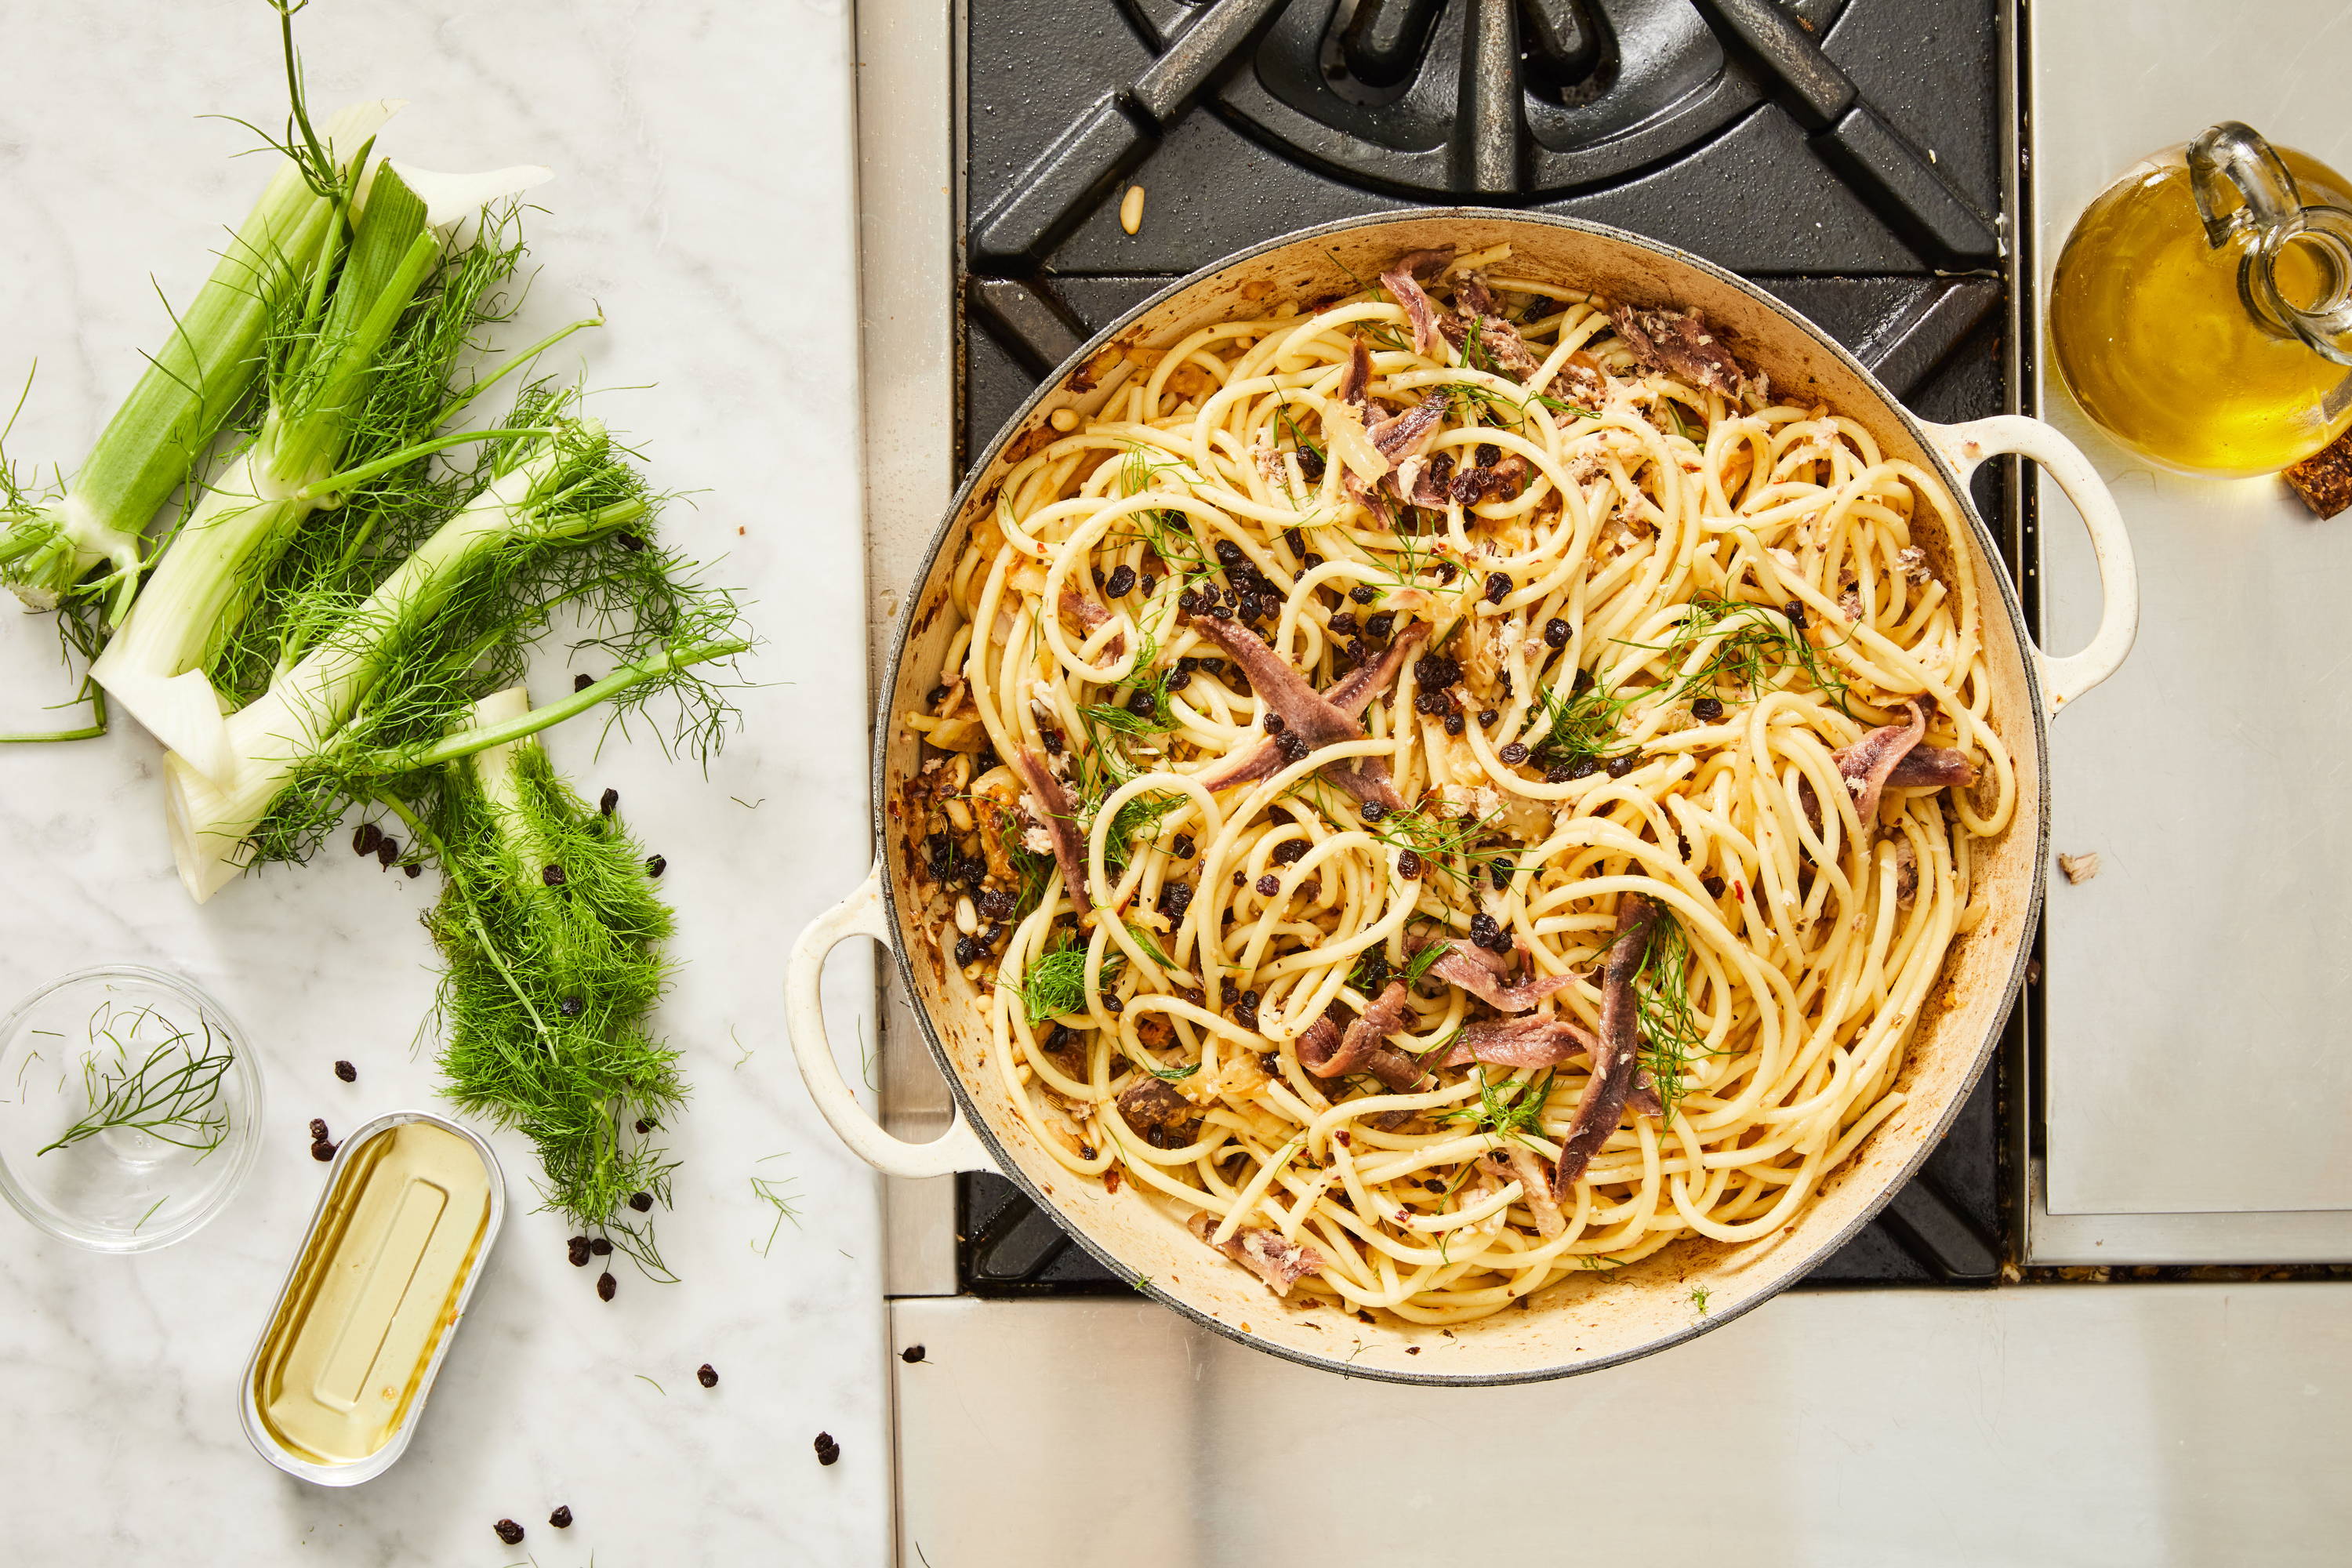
[[899, 245, 2009, 1323]]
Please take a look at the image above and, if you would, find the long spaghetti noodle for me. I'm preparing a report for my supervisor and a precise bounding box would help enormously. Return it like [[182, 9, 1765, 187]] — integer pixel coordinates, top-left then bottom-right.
[[900, 245, 2009, 1324]]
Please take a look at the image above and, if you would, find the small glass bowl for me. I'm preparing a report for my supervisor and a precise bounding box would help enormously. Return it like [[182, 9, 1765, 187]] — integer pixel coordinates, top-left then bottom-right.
[[0, 965, 263, 1252]]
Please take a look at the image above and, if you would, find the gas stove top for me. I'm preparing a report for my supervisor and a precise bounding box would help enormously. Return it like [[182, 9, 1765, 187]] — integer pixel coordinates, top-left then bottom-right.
[[942, 0, 2019, 1292], [967, 0, 1998, 261]]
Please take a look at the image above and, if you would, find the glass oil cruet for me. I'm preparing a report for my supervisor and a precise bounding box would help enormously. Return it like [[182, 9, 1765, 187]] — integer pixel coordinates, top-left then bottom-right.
[[2049, 122, 2352, 477]]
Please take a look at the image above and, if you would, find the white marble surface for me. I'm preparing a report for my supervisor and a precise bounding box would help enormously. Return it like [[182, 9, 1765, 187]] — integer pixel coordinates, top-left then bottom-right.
[[0, 3, 886, 1562]]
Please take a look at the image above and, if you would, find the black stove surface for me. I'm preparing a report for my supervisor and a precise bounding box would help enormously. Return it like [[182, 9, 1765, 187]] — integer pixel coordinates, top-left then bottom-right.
[[955, 0, 2013, 1292]]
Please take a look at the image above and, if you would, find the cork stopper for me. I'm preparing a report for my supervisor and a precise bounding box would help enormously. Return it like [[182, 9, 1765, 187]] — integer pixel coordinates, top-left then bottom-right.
[[2285, 423, 2352, 517]]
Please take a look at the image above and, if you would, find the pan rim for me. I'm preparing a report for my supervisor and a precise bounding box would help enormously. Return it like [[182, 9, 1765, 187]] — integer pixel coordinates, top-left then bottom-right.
[[868, 206, 2048, 1385]]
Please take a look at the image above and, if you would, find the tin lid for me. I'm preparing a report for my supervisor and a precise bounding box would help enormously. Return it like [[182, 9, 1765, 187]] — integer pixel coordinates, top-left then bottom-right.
[[238, 1109, 505, 1486]]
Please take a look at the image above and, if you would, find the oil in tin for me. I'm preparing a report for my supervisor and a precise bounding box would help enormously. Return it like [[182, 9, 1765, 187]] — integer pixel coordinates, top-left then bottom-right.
[[248, 1120, 494, 1465]]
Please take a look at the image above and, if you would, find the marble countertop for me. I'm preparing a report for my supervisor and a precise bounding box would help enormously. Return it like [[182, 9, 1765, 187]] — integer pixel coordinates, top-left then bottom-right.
[[0, 2, 884, 1561]]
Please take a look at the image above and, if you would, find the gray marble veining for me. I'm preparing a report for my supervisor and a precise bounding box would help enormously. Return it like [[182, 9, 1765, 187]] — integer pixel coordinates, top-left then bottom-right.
[[0, 2, 884, 1560]]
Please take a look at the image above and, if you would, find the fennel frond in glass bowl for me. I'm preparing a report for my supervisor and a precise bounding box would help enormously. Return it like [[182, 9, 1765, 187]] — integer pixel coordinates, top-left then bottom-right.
[[0, 965, 263, 1251]]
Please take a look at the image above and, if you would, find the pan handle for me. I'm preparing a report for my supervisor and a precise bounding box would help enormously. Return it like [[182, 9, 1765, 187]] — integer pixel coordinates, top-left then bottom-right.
[[1918, 414, 2139, 718], [786, 865, 994, 1178]]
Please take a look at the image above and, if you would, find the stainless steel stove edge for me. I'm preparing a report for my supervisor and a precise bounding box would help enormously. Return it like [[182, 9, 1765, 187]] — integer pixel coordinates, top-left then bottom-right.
[[858, 0, 962, 1301], [2014, 0, 2352, 1265]]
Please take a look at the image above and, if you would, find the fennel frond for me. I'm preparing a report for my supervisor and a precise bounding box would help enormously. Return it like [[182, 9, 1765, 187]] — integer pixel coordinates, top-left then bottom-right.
[[426, 685, 684, 1256]]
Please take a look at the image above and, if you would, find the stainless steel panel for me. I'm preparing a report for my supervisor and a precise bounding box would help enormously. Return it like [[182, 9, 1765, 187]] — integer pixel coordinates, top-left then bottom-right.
[[2033, 0, 2352, 1223], [2030, 1160, 2352, 1265], [856, 0, 962, 1297], [891, 1291, 2352, 1567]]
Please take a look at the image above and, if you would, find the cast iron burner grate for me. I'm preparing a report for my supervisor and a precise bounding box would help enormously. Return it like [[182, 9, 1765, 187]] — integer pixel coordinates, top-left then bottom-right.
[[974, 0, 1998, 270], [953, 0, 2016, 1293], [1140, 0, 1785, 198]]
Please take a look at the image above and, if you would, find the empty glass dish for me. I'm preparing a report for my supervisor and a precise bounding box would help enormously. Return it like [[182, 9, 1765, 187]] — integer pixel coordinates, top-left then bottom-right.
[[0, 965, 263, 1251]]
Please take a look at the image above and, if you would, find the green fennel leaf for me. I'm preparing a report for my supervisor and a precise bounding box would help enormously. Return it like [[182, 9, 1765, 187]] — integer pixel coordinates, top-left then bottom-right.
[[1019, 939, 1092, 1025], [426, 727, 687, 1258]]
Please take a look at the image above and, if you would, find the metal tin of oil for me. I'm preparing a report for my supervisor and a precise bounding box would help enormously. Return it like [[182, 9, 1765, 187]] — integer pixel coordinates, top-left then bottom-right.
[[239, 1110, 505, 1485]]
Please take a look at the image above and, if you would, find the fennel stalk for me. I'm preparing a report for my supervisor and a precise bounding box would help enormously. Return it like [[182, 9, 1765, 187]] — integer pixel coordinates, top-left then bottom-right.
[[93, 156, 551, 773], [162, 386, 745, 902], [0, 99, 398, 623]]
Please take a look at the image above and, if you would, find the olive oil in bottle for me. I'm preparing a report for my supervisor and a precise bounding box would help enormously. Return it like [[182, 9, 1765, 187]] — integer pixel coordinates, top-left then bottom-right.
[[2049, 122, 2352, 477]]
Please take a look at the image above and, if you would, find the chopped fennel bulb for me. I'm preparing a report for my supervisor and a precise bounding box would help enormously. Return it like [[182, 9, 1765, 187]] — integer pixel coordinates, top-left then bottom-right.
[[162, 397, 746, 902], [93, 158, 554, 771], [426, 684, 686, 1252], [0, 99, 397, 620]]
